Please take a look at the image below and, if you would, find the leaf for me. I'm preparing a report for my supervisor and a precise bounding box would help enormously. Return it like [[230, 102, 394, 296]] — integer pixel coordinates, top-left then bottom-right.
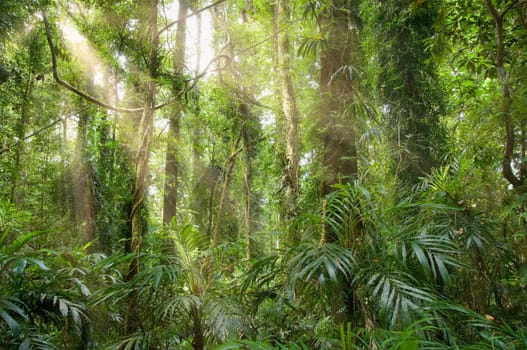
[[26, 257, 50, 271], [434, 256, 450, 284], [71, 278, 91, 296], [18, 338, 32, 350], [0, 297, 27, 320], [288, 243, 355, 290], [0, 309, 21, 335], [7, 231, 46, 255], [154, 266, 163, 288], [59, 299, 68, 317], [12, 258, 27, 276], [411, 242, 430, 277]]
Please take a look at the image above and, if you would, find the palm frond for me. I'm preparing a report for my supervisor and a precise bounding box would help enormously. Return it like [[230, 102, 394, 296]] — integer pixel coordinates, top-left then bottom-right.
[[134, 262, 182, 292], [288, 242, 355, 293], [161, 294, 201, 321], [366, 271, 435, 329], [241, 254, 283, 294], [407, 234, 467, 284], [16, 333, 58, 350], [204, 296, 249, 343], [0, 295, 27, 336]]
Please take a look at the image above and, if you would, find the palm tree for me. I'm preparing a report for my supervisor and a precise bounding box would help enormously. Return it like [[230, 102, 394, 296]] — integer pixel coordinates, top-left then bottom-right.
[[93, 223, 250, 349], [240, 175, 527, 348]]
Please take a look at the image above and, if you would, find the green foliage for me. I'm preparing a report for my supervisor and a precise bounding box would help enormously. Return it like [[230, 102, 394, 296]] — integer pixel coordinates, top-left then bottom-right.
[[288, 242, 355, 290], [1, 0, 527, 348], [0, 0, 43, 42], [0, 201, 89, 349], [361, 0, 447, 184]]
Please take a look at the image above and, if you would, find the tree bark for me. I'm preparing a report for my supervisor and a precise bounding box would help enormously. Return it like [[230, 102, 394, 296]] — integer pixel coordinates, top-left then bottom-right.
[[240, 103, 254, 260], [162, 0, 187, 227], [124, 0, 159, 335], [485, 0, 525, 192], [72, 68, 97, 252], [318, 1, 362, 326], [211, 5, 257, 255], [10, 75, 33, 207], [275, 0, 300, 220], [212, 138, 242, 248], [191, 304, 204, 350], [319, 5, 358, 196]]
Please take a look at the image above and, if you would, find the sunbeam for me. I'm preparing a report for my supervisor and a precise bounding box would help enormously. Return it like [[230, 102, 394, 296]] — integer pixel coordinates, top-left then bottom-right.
[[58, 18, 107, 88]]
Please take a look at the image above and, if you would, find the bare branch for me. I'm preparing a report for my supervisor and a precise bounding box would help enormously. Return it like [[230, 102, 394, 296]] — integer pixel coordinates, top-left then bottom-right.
[[157, 0, 228, 38], [0, 106, 92, 155], [186, 54, 230, 85]]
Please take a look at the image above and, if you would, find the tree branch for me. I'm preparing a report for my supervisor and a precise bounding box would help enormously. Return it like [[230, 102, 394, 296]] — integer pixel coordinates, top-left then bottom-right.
[[0, 106, 93, 155], [157, 0, 228, 38], [485, 0, 523, 188], [501, 0, 520, 18], [42, 11, 147, 113], [485, 0, 505, 69]]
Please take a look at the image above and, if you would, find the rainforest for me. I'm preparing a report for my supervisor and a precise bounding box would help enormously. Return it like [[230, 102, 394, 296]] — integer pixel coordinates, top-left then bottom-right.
[[1, 0, 527, 349]]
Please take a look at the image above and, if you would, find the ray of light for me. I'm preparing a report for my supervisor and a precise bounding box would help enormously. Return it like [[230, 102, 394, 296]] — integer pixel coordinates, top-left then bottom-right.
[[58, 18, 107, 88]]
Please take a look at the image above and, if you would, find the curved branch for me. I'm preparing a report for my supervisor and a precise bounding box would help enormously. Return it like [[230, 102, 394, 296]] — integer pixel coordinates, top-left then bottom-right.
[[185, 54, 230, 85], [157, 0, 228, 38], [42, 11, 144, 113], [485, 0, 505, 69], [485, 0, 523, 188]]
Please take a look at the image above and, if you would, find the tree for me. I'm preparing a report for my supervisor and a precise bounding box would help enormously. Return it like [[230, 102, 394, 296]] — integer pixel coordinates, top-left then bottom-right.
[[484, 0, 527, 193], [163, 0, 188, 228], [362, 0, 446, 185], [124, 0, 160, 335], [275, 0, 301, 219], [210, 2, 262, 256], [71, 71, 97, 252], [2, 0, 527, 348], [317, 0, 360, 196]]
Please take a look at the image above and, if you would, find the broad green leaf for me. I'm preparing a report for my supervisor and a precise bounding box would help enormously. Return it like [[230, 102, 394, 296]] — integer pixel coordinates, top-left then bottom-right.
[[0, 309, 21, 335], [12, 258, 27, 276]]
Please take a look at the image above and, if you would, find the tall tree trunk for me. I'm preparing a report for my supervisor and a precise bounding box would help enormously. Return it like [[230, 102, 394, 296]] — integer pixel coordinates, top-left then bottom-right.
[[212, 136, 242, 248], [124, 0, 159, 335], [191, 305, 204, 350], [370, 1, 445, 185], [240, 103, 254, 259], [72, 69, 97, 252], [192, 9, 202, 169], [319, 5, 358, 196], [217, 6, 259, 258], [243, 159, 252, 259], [189, 8, 208, 235], [211, 5, 256, 253], [10, 75, 33, 207], [318, 1, 362, 326], [162, 0, 187, 227], [275, 0, 300, 221]]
